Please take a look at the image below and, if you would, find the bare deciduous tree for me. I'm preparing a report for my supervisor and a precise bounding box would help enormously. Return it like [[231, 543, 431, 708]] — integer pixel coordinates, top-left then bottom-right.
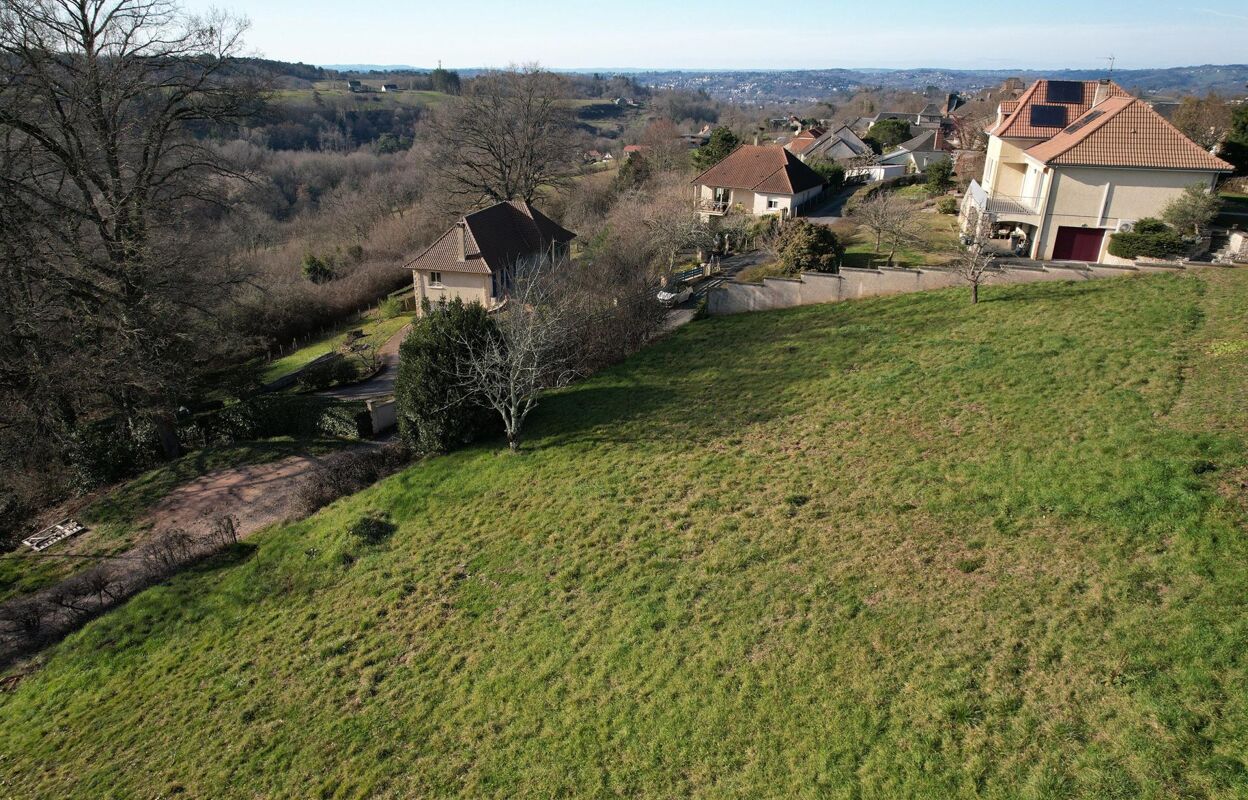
[[426, 66, 579, 207], [851, 191, 921, 265], [452, 256, 579, 452], [0, 0, 262, 474], [951, 236, 996, 304]]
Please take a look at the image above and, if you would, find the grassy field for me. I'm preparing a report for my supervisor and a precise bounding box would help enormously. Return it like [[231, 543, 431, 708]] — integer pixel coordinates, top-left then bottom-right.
[[4, 270, 1248, 797], [842, 212, 961, 268], [0, 438, 351, 602], [261, 311, 412, 384]]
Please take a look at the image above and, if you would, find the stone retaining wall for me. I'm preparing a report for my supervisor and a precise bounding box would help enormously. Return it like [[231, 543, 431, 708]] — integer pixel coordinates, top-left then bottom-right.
[[707, 262, 1216, 316]]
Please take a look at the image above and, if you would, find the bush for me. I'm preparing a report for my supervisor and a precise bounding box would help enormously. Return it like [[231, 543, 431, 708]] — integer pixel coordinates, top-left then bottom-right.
[[806, 158, 845, 192], [925, 158, 954, 194], [1107, 218, 1186, 260], [395, 298, 500, 454], [379, 296, 404, 319], [301, 253, 335, 284], [184, 395, 369, 448], [295, 445, 409, 515], [865, 119, 911, 152], [776, 219, 843, 274], [295, 354, 360, 392], [937, 197, 959, 215]]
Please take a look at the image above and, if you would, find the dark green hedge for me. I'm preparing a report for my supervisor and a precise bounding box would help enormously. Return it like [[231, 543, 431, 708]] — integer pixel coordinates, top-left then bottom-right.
[[1107, 218, 1185, 260], [182, 395, 369, 449]]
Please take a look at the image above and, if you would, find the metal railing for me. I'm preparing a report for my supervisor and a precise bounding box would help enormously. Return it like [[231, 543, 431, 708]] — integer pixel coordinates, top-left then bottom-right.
[[965, 180, 1042, 216]]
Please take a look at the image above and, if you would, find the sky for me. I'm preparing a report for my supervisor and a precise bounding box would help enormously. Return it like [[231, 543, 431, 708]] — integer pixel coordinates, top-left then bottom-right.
[[181, 0, 1248, 71]]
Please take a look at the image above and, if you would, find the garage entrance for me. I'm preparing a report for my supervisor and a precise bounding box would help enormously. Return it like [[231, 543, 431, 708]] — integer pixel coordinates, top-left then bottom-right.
[[1052, 226, 1106, 262]]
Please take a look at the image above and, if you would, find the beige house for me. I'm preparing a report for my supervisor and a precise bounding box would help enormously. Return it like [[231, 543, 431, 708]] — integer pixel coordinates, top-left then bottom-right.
[[692, 144, 826, 218], [407, 200, 575, 312], [963, 79, 1233, 263]]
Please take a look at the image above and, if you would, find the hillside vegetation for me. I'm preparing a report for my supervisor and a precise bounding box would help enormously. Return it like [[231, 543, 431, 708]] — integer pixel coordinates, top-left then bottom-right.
[[4, 271, 1248, 797]]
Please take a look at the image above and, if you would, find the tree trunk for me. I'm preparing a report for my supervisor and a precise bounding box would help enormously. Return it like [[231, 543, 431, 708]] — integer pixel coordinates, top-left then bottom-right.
[[972, 283, 979, 304]]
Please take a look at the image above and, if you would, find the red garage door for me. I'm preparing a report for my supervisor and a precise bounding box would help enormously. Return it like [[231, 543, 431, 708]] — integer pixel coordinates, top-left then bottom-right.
[[1052, 227, 1106, 262]]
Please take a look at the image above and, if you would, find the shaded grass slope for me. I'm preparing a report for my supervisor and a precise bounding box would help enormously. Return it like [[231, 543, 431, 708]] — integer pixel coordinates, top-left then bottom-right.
[[3, 271, 1248, 798]]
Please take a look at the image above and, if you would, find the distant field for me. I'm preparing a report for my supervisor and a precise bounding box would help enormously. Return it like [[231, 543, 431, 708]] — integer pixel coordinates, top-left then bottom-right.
[[271, 85, 450, 108], [4, 270, 1248, 797]]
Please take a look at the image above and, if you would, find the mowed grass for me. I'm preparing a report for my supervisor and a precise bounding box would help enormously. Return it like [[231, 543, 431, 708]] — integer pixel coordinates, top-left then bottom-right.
[[5, 271, 1248, 797]]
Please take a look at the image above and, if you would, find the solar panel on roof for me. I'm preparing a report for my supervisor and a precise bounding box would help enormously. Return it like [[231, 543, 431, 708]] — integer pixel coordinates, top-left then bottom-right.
[[1063, 109, 1104, 135], [1030, 104, 1068, 128], [1046, 81, 1084, 104]]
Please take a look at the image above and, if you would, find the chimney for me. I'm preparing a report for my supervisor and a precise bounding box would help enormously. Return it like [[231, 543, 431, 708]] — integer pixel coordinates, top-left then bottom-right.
[[753, 134, 759, 146], [1092, 79, 1112, 108], [457, 222, 466, 261]]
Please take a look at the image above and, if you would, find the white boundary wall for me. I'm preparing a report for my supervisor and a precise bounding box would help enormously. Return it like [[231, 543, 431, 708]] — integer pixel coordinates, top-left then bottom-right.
[[707, 262, 1224, 316]]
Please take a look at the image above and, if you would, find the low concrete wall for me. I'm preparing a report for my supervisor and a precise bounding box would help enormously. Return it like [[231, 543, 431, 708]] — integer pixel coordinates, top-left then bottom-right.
[[367, 398, 397, 434], [708, 261, 1209, 316]]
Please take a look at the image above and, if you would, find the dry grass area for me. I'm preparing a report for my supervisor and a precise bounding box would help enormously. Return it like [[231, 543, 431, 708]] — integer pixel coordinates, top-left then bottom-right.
[[3, 270, 1248, 798]]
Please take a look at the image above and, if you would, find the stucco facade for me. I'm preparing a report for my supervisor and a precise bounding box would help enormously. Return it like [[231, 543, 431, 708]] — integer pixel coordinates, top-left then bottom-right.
[[696, 183, 823, 217], [1032, 167, 1217, 262], [413, 269, 492, 308]]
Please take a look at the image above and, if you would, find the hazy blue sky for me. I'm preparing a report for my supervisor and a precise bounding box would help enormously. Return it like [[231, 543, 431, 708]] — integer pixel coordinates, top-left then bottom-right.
[[183, 0, 1248, 70]]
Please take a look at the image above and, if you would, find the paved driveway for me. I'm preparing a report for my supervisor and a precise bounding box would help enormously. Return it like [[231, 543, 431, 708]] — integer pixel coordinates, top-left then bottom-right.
[[317, 323, 410, 401], [804, 184, 868, 226]]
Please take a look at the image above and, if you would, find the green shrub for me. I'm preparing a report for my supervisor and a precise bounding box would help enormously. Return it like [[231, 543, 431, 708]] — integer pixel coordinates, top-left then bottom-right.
[[776, 219, 843, 274], [1107, 218, 1186, 260], [301, 254, 335, 284], [806, 158, 845, 191], [395, 298, 500, 454], [865, 119, 912, 151], [379, 296, 404, 319], [296, 354, 360, 392], [185, 396, 368, 447], [924, 158, 955, 194], [937, 197, 959, 215]]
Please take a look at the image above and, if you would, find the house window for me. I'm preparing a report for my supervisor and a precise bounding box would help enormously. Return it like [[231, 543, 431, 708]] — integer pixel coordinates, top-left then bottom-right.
[[429, 272, 443, 287], [767, 198, 780, 210]]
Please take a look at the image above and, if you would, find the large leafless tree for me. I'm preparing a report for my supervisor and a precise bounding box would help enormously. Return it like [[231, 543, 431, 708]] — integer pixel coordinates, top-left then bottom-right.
[[426, 66, 579, 207], [0, 0, 261, 504]]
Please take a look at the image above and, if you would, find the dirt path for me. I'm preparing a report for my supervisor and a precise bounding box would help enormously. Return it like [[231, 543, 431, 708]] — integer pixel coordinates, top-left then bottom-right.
[[141, 452, 326, 539]]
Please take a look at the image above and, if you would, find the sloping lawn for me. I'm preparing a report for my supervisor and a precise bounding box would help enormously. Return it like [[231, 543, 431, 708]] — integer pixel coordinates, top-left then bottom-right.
[[261, 311, 412, 384], [4, 271, 1248, 798]]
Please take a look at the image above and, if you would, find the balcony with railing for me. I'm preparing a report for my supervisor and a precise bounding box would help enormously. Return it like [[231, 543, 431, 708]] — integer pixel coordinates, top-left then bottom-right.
[[696, 197, 729, 216], [965, 180, 1043, 220]]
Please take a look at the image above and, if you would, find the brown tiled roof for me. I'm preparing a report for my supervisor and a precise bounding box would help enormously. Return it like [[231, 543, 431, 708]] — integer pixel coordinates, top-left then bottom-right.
[[1026, 96, 1233, 171], [785, 127, 826, 155], [692, 144, 825, 195], [989, 79, 1129, 139], [406, 200, 575, 275]]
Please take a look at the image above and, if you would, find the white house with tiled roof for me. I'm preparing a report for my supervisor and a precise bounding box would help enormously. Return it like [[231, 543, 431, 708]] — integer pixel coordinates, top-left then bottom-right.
[[963, 79, 1233, 263], [692, 144, 826, 218]]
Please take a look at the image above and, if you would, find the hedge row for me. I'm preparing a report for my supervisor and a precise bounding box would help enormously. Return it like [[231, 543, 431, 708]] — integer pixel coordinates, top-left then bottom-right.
[[183, 395, 370, 448], [69, 396, 370, 489], [843, 173, 924, 215]]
